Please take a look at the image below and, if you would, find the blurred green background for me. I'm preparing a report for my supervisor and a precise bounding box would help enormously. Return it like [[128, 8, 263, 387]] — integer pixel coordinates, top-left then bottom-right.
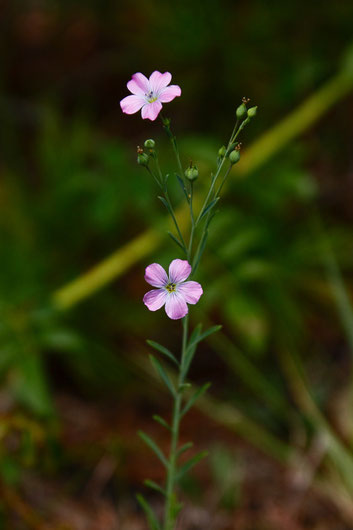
[[1, 1, 353, 528]]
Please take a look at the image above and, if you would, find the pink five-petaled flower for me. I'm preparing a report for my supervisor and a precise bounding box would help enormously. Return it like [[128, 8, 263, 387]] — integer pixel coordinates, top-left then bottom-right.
[[120, 71, 181, 121], [143, 259, 203, 320]]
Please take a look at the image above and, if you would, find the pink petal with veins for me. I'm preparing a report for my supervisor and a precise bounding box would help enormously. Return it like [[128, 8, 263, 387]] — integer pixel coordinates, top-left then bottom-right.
[[165, 292, 188, 320], [159, 85, 181, 103], [168, 259, 191, 283], [129, 72, 149, 94], [120, 95, 145, 114], [143, 289, 167, 311], [145, 263, 168, 287], [141, 101, 163, 121], [149, 71, 172, 94], [178, 281, 203, 304]]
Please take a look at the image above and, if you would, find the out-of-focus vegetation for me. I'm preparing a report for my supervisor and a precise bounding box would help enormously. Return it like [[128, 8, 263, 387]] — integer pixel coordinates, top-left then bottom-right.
[[1, 1, 353, 528]]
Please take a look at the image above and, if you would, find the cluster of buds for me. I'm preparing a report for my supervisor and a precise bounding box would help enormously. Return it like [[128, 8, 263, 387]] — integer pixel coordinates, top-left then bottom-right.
[[137, 139, 156, 166], [236, 97, 257, 120]]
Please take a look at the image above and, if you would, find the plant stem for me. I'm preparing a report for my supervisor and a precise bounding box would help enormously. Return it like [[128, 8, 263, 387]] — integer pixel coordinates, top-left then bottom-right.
[[187, 182, 195, 262], [164, 315, 189, 530], [161, 115, 184, 177]]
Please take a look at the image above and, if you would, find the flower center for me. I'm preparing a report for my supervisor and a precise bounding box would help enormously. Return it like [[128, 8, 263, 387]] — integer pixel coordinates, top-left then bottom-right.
[[146, 90, 157, 103], [166, 282, 176, 293]]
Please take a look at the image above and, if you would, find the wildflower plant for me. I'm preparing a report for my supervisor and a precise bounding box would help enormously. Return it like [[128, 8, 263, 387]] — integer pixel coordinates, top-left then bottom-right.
[[120, 71, 257, 530]]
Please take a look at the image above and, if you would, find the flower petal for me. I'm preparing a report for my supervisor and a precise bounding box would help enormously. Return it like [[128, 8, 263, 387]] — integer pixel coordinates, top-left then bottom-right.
[[145, 263, 168, 287], [120, 95, 145, 114], [168, 259, 191, 283], [159, 85, 181, 103], [149, 71, 172, 94], [141, 101, 163, 121], [143, 289, 167, 311], [165, 292, 188, 320], [178, 281, 203, 305], [128, 72, 150, 94]]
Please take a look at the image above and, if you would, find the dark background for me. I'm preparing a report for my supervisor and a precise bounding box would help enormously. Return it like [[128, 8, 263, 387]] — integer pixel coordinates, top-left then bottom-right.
[[1, 1, 353, 528]]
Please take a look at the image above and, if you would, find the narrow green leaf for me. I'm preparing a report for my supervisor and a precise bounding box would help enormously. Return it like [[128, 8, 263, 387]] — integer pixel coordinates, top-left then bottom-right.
[[178, 382, 192, 393], [144, 479, 166, 496], [176, 174, 189, 200], [189, 323, 202, 344], [158, 195, 172, 214], [180, 324, 202, 379], [138, 430, 169, 468], [167, 232, 187, 254], [150, 355, 176, 397], [176, 451, 209, 481], [136, 493, 161, 530], [177, 442, 193, 458], [181, 382, 211, 417], [192, 229, 209, 271], [199, 197, 220, 221], [187, 325, 222, 352], [147, 340, 179, 366], [153, 414, 171, 431]]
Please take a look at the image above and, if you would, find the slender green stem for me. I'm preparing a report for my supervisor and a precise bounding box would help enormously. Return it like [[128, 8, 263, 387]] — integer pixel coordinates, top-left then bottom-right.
[[195, 116, 250, 227], [164, 315, 189, 530], [146, 165, 162, 189], [214, 163, 233, 198], [187, 182, 195, 262], [161, 115, 184, 177], [164, 190, 187, 250]]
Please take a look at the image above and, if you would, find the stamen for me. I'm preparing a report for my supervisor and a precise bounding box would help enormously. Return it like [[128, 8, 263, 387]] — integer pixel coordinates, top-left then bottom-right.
[[166, 283, 176, 293]]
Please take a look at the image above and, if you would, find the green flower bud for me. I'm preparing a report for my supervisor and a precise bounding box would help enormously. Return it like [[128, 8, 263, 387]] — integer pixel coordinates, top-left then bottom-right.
[[247, 106, 258, 118], [229, 150, 240, 165], [236, 103, 247, 119], [137, 152, 149, 166], [185, 165, 199, 181], [218, 145, 226, 157], [144, 139, 155, 148]]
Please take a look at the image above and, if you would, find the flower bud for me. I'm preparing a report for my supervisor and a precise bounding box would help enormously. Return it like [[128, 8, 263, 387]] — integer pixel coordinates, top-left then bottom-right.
[[218, 145, 226, 157], [185, 165, 199, 181], [236, 103, 247, 120], [247, 106, 257, 118], [137, 152, 149, 166], [144, 139, 155, 148], [229, 149, 240, 165]]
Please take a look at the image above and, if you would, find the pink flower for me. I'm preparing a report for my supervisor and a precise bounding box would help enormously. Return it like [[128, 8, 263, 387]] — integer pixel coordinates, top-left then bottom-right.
[[120, 71, 181, 121], [143, 259, 203, 320]]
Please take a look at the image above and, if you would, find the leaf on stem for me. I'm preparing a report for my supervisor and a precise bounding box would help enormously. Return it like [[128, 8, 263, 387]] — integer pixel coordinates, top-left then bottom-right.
[[181, 382, 211, 417], [144, 479, 166, 496], [176, 451, 209, 481], [136, 493, 161, 530], [147, 340, 179, 366], [167, 232, 187, 254], [152, 414, 171, 431], [157, 195, 172, 214], [138, 430, 169, 468], [187, 325, 222, 352], [199, 197, 220, 222], [177, 441, 193, 458], [180, 324, 202, 379], [149, 355, 176, 397], [176, 174, 189, 201]]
